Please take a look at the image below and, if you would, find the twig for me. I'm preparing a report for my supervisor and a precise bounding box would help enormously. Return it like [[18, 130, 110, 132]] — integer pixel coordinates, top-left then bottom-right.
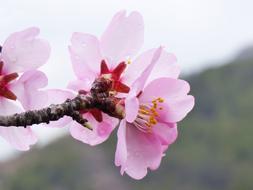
[[0, 78, 125, 129]]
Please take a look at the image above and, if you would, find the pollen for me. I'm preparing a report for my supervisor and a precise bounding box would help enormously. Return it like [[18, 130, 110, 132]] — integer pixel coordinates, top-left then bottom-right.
[[134, 97, 165, 133], [127, 58, 132, 65]]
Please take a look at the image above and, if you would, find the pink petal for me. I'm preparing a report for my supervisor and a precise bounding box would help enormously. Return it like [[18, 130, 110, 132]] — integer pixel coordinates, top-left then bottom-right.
[[0, 127, 37, 151], [67, 79, 92, 92], [45, 89, 75, 104], [115, 120, 127, 169], [125, 95, 139, 123], [124, 48, 163, 123], [115, 121, 163, 180], [10, 70, 48, 110], [139, 77, 190, 103], [160, 95, 195, 123], [0, 99, 37, 151], [152, 123, 178, 145], [129, 47, 163, 95], [124, 48, 180, 87], [100, 10, 144, 65], [2, 27, 50, 73], [70, 113, 118, 146], [69, 33, 102, 81]]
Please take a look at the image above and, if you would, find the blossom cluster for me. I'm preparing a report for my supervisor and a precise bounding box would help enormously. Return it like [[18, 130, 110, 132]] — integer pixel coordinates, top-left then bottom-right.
[[0, 11, 194, 179]]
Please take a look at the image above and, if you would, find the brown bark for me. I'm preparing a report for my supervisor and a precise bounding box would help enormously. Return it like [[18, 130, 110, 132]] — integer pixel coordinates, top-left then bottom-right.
[[0, 78, 125, 129]]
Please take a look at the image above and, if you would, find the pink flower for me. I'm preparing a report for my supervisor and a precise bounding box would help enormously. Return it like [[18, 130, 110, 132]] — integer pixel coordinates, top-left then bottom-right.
[[0, 27, 50, 150], [68, 10, 180, 145], [115, 48, 195, 179]]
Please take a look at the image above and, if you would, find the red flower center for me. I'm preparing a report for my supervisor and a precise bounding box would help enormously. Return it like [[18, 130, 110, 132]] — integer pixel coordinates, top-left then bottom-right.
[[78, 60, 131, 123], [0, 61, 19, 100], [100, 60, 130, 93]]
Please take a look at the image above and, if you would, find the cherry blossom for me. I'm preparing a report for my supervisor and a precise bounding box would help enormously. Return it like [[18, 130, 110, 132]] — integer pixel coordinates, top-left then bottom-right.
[[0, 28, 50, 150], [115, 47, 195, 179], [68, 10, 180, 145]]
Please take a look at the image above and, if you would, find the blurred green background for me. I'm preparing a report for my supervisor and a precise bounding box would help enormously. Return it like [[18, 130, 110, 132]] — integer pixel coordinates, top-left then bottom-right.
[[0, 46, 252, 190]]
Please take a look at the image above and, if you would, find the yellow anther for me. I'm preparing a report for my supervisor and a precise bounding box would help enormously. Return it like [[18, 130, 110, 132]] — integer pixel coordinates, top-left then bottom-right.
[[136, 97, 166, 132], [150, 107, 156, 112], [149, 116, 157, 125], [127, 59, 132, 64], [158, 97, 164, 103], [139, 109, 149, 115]]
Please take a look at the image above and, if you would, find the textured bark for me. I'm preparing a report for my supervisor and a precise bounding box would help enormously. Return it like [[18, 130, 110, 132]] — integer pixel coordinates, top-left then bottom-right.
[[0, 78, 125, 129]]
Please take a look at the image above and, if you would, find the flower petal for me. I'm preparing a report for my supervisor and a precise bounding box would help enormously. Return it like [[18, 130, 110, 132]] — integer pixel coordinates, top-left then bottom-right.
[[100, 10, 144, 65], [115, 120, 128, 170], [10, 70, 48, 110], [67, 79, 92, 92], [69, 33, 102, 81], [125, 94, 139, 123], [140, 77, 190, 103], [129, 47, 163, 95], [115, 121, 163, 180], [2, 27, 50, 73], [124, 48, 180, 86], [153, 123, 178, 145], [0, 127, 37, 151], [0, 99, 37, 150], [70, 113, 118, 146], [160, 95, 195, 123]]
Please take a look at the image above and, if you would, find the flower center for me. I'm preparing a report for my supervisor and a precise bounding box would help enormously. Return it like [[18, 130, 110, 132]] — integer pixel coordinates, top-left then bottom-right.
[[0, 61, 18, 100], [99, 60, 130, 94], [133, 97, 164, 133]]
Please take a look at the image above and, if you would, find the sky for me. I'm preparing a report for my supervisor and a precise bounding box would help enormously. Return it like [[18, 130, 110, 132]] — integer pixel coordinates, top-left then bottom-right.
[[0, 0, 253, 161]]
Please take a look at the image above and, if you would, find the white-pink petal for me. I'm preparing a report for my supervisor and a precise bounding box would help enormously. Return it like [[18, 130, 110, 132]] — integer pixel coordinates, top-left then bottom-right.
[[125, 95, 139, 123], [70, 113, 118, 146], [115, 121, 163, 180], [124, 48, 180, 87], [115, 120, 128, 171], [152, 123, 178, 145], [69, 33, 102, 81], [160, 95, 195, 123], [0, 127, 37, 151], [100, 10, 144, 65], [0, 99, 37, 151], [67, 79, 92, 92], [139, 77, 190, 103], [128, 47, 163, 96], [2, 27, 50, 73], [10, 70, 48, 110]]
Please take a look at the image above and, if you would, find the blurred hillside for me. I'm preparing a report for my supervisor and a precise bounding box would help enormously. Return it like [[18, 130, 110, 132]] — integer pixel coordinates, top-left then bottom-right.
[[0, 49, 253, 190]]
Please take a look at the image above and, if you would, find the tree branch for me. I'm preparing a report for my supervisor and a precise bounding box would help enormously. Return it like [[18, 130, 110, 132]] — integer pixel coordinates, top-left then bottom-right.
[[0, 78, 125, 129]]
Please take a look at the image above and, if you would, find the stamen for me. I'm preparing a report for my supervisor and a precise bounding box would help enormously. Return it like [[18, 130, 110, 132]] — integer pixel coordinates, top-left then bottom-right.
[[133, 97, 165, 133], [127, 59, 131, 65]]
